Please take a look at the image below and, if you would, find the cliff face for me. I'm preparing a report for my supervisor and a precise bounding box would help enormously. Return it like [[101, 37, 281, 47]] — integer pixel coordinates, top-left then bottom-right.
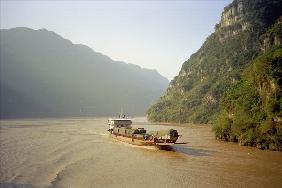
[[216, 0, 282, 41], [220, 0, 244, 28], [213, 18, 282, 150], [147, 0, 282, 123], [260, 17, 282, 51], [215, 0, 245, 41]]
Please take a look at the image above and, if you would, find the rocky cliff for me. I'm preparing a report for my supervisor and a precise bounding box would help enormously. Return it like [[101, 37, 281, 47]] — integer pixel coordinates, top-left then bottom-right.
[[147, 0, 282, 123], [216, 0, 281, 41], [260, 16, 282, 51]]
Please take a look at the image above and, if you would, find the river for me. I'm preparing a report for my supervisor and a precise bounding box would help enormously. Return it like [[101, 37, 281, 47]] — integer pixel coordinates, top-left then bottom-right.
[[0, 118, 281, 188]]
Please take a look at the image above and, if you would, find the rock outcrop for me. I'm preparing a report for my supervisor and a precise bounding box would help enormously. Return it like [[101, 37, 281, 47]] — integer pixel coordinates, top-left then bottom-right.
[[216, 0, 282, 42], [260, 16, 282, 51]]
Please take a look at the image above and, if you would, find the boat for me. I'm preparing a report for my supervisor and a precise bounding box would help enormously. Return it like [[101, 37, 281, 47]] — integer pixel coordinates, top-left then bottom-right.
[[107, 115, 180, 146]]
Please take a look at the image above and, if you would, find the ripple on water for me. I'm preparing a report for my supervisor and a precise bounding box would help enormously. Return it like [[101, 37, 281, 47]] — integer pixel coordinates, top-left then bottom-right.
[[1, 118, 282, 188]]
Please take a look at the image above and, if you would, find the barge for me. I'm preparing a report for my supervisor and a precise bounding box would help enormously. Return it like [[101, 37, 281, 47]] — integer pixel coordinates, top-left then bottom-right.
[[108, 116, 180, 146]]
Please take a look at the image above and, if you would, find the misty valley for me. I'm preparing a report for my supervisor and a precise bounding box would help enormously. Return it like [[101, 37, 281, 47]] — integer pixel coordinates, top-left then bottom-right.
[[1, 0, 282, 188]]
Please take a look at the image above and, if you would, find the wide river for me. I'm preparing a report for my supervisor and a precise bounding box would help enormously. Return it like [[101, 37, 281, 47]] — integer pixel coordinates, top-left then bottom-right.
[[0, 118, 281, 188]]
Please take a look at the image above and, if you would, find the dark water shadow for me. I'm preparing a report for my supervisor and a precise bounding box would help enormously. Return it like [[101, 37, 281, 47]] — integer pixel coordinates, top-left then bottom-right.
[[0, 182, 47, 188], [157, 145, 215, 156]]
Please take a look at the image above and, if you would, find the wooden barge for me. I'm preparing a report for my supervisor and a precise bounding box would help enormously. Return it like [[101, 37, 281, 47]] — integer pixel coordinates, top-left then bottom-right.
[[108, 116, 180, 146]]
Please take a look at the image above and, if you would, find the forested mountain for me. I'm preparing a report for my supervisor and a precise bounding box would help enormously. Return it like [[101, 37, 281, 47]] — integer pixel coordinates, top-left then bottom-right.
[[213, 18, 282, 150], [0, 27, 168, 118], [147, 0, 282, 124]]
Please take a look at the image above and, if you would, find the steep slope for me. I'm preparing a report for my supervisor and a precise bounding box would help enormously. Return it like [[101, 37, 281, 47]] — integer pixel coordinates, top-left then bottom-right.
[[147, 0, 282, 123], [213, 18, 282, 151], [0, 27, 168, 118]]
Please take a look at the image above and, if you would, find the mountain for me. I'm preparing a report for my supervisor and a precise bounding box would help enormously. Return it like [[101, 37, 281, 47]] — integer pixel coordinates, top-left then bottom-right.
[[213, 18, 282, 151], [147, 0, 282, 123], [0, 27, 169, 119]]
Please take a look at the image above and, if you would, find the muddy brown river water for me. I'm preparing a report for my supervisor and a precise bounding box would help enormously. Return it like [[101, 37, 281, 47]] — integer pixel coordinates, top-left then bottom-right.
[[0, 118, 282, 188]]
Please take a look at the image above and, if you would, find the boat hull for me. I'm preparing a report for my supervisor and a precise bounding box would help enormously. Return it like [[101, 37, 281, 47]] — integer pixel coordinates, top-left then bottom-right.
[[110, 134, 175, 146]]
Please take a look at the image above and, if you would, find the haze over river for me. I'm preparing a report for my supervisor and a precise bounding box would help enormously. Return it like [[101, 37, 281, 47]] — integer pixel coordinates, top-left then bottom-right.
[[0, 118, 281, 188]]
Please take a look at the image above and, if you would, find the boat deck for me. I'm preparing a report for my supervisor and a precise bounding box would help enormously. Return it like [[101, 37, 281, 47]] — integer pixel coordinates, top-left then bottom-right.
[[110, 134, 176, 146]]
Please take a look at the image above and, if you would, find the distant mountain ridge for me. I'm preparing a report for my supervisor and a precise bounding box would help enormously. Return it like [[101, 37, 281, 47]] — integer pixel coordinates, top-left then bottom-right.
[[0, 27, 169, 118], [147, 0, 282, 123]]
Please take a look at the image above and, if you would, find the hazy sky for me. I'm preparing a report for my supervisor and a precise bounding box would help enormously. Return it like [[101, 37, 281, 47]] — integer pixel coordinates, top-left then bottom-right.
[[0, 0, 232, 80]]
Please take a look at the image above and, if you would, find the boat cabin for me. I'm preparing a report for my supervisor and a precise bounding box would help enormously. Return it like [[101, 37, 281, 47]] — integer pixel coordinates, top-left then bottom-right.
[[108, 118, 132, 133]]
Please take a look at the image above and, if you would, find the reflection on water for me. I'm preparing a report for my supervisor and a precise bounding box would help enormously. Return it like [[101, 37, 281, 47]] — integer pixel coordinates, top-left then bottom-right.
[[0, 118, 282, 188], [158, 145, 215, 157]]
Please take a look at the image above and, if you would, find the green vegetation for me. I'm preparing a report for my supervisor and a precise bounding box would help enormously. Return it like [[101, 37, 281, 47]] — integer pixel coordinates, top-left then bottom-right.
[[147, 0, 282, 124], [147, 23, 259, 123], [213, 47, 282, 150], [148, 0, 282, 151]]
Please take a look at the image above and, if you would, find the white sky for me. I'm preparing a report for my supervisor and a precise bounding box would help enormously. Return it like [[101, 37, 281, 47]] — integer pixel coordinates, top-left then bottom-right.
[[0, 0, 232, 80]]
